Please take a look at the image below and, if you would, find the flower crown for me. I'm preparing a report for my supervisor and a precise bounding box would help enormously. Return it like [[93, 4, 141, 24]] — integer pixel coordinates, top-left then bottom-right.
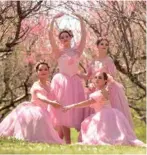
[[98, 36, 110, 42], [35, 60, 50, 71]]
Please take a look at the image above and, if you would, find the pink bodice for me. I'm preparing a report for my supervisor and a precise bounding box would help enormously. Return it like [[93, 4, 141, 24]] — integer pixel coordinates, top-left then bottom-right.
[[30, 82, 54, 109], [89, 90, 111, 112], [89, 56, 117, 77], [58, 48, 80, 77]]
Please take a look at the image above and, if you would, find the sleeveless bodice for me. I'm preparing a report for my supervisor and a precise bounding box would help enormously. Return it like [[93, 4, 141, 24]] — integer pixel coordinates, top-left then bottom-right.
[[58, 48, 80, 77], [89, 56, 117, 77]]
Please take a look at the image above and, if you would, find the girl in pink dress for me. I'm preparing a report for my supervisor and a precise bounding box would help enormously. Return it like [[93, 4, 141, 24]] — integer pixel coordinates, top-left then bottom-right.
[[0, 61, 63, 144], [63, 72, 145, 146], [49, 13, 87, 144], [83, 37, 134, 129]]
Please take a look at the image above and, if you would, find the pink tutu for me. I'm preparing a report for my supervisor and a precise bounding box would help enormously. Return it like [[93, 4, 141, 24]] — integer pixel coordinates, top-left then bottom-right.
[[0, 82, 63, 144], [0, 102, 63, 144], [108, 81, 134, 129], [51, 73, 86, 130], [80, 91, 144, 146]]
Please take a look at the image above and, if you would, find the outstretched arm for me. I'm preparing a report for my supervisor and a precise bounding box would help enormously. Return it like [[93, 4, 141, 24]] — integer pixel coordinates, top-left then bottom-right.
[[49, 13, 64, 58], [36, 92, 61, 108], [74, 14, 86, 56], [63, 98, 95, 112]]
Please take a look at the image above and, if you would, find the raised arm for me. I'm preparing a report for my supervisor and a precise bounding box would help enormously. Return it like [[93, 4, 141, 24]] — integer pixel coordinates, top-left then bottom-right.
[[36, 91, 61, 108], [74, 14, 86, 56], [49, 13, 64, 58]]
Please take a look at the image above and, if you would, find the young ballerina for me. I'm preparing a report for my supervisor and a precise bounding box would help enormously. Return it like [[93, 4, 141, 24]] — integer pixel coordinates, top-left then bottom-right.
[[82, 36, 134, 129], [49, 12, 89, 144], [63, 72, 145, 146], [0, 61, 63, 144]]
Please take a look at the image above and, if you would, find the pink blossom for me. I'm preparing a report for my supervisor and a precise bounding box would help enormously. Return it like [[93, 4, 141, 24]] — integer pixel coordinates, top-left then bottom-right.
[[107, 74, 115, 84], [54, 13, 64, 18], [128, 3, 136, 12]]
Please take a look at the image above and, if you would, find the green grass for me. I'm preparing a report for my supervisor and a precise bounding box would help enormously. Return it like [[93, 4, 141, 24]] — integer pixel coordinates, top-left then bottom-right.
[[0, 109, 146, 154], [0, 136, 146, 154], [0, 127, 146, 154]]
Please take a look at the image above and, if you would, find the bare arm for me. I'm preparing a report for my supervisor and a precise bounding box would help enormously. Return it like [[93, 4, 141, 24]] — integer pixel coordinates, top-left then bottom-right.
[[49, 13, 64, 58], [36, 92, 61, 108], [63, 98, 95, 112], [78, 62, 93, 80], [75, 14, 86, 56]]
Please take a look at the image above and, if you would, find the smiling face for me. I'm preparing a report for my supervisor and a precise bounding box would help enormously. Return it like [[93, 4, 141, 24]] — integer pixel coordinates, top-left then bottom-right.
[[59, 32, 72, 46], [94, 72, 107, 88], [37, 64, 49, 80], [96, 39, 109, 56]]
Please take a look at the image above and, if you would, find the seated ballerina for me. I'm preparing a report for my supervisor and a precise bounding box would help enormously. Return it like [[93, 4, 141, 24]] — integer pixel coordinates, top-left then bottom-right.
[[0, 61, 64, 144], [63, 72, 145, 146]]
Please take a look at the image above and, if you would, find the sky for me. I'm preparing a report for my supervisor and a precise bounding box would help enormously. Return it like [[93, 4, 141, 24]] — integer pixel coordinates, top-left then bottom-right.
[[56, 14, 81, 46]]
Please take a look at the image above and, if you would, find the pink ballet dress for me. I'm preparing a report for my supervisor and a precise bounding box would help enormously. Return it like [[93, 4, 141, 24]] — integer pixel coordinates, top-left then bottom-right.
[[80, 90, 144, 146], [84, 84, 95, 115], [51, 47, 88, 130], [0, 82, 63, 144], [88, 56, 134, 129]]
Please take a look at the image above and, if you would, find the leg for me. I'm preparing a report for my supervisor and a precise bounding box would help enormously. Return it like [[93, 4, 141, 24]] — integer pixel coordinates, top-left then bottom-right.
[[55, 125, 64, 139], [62, 126, 71, 144], [78, 131, 82, 142], [75, 126, 82, 142]]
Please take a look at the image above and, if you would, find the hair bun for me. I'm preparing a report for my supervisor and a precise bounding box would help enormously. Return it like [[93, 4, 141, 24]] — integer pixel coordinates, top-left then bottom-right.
[[96, 36, 110, 46], [98, 36, 109, 41], [35, 60, 50, 72], [59, 29, 74, 38]]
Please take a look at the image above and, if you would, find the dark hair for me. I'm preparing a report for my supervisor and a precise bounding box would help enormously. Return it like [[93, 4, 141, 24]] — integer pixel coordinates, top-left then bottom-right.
[[58, 29, 73, 39], [96, 36, 109, 46], [102, 72, 108, 85], [35, 60, 50, 72]]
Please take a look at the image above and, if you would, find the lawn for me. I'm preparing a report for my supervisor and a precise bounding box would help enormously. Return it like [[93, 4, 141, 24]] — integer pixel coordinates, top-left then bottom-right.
[[0, 122, 146, 154], [0, 110, 146, 154], [0, 137, 146, 154]]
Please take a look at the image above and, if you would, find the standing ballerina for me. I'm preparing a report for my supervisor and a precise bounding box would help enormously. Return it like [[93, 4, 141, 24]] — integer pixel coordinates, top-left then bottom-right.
[[0, 61, 63, 144], [82, 37, 134, 129], [63, 72, 145, 146], [49, 13, 87, 144]]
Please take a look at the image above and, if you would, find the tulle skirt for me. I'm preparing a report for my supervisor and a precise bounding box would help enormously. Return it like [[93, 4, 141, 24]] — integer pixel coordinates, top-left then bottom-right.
[[0, 102, 63, 144], [81, 104, 144, 146], [109, 81, 134, 129], [51, 73, 87, 130]]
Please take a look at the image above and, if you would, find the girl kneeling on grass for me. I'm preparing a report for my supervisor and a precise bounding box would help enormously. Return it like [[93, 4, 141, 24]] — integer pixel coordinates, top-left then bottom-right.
[[0, 61, 63, 144], [63, 72, 145, 146]]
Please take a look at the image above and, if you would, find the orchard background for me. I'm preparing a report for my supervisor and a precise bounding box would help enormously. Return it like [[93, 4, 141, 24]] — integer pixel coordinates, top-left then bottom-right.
[[0, 0, 146, 154]]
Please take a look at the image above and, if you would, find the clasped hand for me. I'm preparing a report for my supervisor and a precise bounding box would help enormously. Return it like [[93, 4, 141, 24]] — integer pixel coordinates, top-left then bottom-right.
[[62, 105, 73, 112]]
